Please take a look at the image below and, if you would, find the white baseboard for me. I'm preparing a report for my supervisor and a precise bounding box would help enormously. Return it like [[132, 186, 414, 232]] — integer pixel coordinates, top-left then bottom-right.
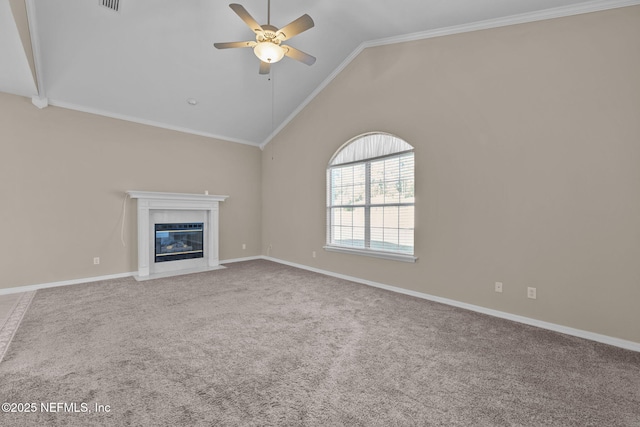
[[262, 256, 640, 353], [3, 257, 638, 352], [220, 256, 263, 264], [0, 257, 262, 295], [0, 272, 136, 296]]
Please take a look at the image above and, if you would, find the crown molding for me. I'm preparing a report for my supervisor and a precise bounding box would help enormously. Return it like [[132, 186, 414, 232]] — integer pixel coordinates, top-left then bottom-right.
[[260, 0, 640, 149], [47, 99, 262, 148], [366, 0, 640, 48]]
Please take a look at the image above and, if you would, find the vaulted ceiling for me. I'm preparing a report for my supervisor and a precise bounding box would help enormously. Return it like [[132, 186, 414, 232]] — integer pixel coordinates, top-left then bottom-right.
[[1, 0, 632, 147]]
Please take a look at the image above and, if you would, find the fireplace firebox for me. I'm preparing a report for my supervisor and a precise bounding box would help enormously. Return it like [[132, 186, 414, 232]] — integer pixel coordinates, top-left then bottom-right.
[[154, 223, 204, 263]]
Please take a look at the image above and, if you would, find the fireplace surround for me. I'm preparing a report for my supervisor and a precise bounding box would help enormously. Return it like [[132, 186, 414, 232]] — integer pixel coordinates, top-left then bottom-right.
[[127, 191, 228, 280]]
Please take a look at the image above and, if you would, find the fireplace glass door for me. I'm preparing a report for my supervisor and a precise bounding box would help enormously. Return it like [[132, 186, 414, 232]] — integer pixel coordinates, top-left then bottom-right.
[[155, 223, 204, 263]]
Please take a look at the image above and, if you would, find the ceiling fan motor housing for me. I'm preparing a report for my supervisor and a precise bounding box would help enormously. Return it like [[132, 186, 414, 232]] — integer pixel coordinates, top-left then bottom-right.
[[256, 26, 281, 45]]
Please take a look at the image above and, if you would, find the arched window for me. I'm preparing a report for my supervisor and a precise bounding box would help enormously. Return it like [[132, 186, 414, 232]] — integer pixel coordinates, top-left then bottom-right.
[[325, 132, 416, 262]]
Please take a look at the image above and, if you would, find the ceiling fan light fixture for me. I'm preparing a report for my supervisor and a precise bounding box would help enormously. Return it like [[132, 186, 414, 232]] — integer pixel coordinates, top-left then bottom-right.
[[253, 41, 285, 63]]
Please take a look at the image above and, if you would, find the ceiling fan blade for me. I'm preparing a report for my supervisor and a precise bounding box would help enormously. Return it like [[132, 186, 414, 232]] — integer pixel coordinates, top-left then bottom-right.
[[283, 46, 316, 66], [229, 3, 263, 34], [213, 41, 256, 49], [276, 14, 314, 41], [259, 61, 271, 75]]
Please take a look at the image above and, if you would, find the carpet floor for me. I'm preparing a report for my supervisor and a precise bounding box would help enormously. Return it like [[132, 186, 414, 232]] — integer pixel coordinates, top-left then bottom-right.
[[0, 260, 638, 426]]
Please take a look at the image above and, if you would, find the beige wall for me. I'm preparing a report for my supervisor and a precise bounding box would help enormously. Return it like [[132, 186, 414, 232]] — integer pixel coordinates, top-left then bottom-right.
[[0, 93, 262, 289], [1, 6, 638, 344], [262, 7, 640, 343]]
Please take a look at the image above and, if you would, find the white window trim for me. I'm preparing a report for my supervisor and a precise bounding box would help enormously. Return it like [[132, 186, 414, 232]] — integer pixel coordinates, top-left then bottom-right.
[[323, 245, 417, 263], [326, 132, 416, 262]]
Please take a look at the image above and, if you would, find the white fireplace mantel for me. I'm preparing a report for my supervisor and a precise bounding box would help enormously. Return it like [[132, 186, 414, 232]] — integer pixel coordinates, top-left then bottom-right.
[[127, 191, 229, 280]]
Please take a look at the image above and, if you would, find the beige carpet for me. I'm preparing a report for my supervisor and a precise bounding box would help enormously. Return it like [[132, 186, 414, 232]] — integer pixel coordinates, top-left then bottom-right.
[[0, 260, 639, 426], [0, 291, 35, 364]]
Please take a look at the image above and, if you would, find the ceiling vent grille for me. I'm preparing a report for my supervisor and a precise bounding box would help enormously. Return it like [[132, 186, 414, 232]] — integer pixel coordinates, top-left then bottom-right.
[[100, 0, 120, 12]]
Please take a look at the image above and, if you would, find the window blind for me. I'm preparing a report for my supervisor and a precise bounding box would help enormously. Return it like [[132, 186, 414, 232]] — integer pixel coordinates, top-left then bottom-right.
[[327, 133, 415, 256]]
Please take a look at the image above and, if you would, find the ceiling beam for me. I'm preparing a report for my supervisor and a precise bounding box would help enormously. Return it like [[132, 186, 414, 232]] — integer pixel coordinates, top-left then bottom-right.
[[24, 0, 47, 108]]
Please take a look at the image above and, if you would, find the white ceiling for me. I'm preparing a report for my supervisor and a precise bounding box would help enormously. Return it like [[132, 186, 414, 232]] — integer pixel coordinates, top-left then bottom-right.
[[1, 0, 634, 147]]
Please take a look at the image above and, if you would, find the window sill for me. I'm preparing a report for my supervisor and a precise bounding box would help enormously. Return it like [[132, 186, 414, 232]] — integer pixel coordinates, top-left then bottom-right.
[[323, 246, 418, 263]]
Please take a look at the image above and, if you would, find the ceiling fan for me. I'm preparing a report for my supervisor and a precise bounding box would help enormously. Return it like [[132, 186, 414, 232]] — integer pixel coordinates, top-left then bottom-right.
[[214, 1, 316, 75]]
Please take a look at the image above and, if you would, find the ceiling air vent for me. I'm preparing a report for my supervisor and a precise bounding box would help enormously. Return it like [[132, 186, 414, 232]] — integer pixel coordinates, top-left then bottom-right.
[[100, 0, 120, 12]]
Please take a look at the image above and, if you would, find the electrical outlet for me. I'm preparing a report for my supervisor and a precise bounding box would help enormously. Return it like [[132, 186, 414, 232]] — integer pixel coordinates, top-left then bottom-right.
[[495, 282, 503, 293], [242, 243, 246, 250], [312, 251, 316, 258], [93, 257, 100, 265], [527, 287, 537, 299]]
